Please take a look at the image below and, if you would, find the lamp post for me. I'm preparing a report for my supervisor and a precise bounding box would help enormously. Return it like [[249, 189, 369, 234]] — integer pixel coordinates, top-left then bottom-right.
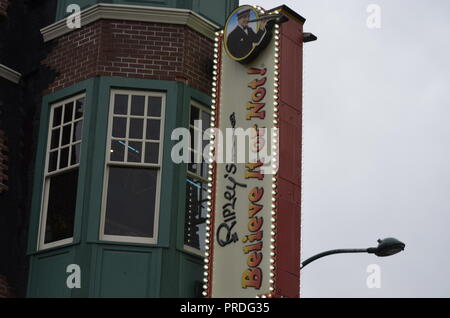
[[300, 238, 406, 270]]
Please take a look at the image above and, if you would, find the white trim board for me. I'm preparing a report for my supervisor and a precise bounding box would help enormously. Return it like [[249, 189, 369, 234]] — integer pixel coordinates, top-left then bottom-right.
[[0, 64, 21, 84], [41, 3, 220, 42]]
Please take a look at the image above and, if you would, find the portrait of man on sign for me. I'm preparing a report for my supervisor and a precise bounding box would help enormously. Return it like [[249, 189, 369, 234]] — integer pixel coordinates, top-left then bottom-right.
[[225, 7, 268, 61]]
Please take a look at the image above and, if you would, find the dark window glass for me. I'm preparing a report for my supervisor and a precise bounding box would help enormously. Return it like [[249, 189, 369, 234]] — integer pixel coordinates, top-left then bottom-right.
[[114, 95, 128, 115], [145, 142, 159, 164], [48, 151, 58, 172], [110, 140, 125, 162], [184, 177, 208, 251], [190, 127, 195, 150], [146, 119, 161, 140], [201, 111, 211, 131], [75, 98, 84, 120], [188, 150, 197, 174], [44, 169, 78, 244], [51, 129, 60, 149], [59, 147, 69, 169], [148, 97, 162, 117], [131, 95, 145, 116], [64, 102, 74, 123], [112, 117, 127, 138], [190, 107, 199, 126], [71, 143, 81, 166], [128, 141, 142, 163], [104, 167, 157, 238], [129, 118, 144, 139], [53, 106, 62, 127], [62, 125, 71, 146], [73, 120, 83, 142]]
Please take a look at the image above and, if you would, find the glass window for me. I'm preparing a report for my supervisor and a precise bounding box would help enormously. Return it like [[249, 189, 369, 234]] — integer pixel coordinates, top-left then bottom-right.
[[101, 91, 165, 244], [0, 130, 8, 193], [184, 101, 211, 256], [39, 94, 85, 250]]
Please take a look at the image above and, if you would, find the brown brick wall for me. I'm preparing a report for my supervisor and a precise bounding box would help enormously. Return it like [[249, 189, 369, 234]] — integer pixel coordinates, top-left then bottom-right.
[[0, 129, 8, 193], [0, 0, 9, 17], [0, 275, 15, 298], [42, 20, 214, 95], [0, 0, 8, 17]]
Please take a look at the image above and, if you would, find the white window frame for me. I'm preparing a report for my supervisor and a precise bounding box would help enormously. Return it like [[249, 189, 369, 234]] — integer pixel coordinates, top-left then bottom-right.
[[100, 89, 166, 245], [183, 100, 211, 257], [38, 93, 85, 251]]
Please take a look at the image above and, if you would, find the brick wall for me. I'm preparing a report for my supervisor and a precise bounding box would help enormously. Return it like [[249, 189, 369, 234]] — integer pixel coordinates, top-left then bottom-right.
[[0, 275, 15, 298], [0, 129, 7, 193], [0, 0, 8, 17], [42, 20, 214, 95]]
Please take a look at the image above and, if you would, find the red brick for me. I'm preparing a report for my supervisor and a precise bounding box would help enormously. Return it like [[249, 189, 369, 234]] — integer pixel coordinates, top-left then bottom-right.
[[42, 20, 213, 94]]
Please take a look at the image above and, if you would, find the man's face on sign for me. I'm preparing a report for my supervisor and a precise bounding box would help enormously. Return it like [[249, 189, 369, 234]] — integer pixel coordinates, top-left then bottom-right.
[[238, 13, 250, 27]]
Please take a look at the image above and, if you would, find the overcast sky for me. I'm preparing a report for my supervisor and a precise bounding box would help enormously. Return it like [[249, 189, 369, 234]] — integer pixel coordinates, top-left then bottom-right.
[[243, 0, 450, 297]]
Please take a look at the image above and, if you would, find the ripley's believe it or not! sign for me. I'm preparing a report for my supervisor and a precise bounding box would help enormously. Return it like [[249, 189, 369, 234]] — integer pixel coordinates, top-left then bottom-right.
[[203, 5, 299, 298]]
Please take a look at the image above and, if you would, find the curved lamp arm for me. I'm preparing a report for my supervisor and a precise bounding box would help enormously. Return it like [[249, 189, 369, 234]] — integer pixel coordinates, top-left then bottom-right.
[[300, 248, 369, 269], [300, 238, 406, 270]]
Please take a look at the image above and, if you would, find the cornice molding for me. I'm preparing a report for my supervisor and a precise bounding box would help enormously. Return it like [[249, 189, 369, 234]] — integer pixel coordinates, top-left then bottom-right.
[[0, 64, 21, 84], [41, 4, 220, 42]]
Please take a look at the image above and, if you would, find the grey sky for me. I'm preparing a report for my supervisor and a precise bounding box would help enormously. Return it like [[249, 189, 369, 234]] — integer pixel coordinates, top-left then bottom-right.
[[243, 0, 450, 297]]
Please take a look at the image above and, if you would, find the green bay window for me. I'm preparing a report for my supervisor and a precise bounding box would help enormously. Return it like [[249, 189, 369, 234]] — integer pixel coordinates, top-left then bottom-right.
[[100, 90, 165, 244]]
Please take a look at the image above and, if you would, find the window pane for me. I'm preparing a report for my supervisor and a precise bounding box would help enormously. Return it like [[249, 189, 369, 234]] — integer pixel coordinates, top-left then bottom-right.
[[53, 106, 62, 127], [188, 150, 197, 174], [50, 129, 60, 149], [73, 120, 83, 142], [110, 140, 125, 162], [131, 95, 145, 116], [184, 177, 207, 251], [148, 96, 162, 117], [48, 151, 58, 172], [44, 169, 78, 244], [146, 119, 161, 140], [64, 102, 74, 123], [190, 106, 199, 126], [112, 117, 127, 138], [129, 118, 144, 139], [145, 142, 159, 164], [201, 111, 211, 131], [59, 146, 69, 169], [75, 98, 84, 120], [104, 167, 157, 238], [128, 141, 142, 163], [71, 143, 81, 166], [114, 95, 128, 115], [61, 125, 71, 146], [190, 127, 195, 150]]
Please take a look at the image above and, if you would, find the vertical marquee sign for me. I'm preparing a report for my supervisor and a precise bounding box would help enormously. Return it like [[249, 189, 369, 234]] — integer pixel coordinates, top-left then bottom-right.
[[204, 5, 305, 298]]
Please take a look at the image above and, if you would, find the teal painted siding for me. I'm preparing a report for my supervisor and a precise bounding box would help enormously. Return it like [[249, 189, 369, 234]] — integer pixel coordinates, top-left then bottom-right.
[[28, 77, 211, 297], [93, 246, 161, 297], [27, 248, 75, 298]]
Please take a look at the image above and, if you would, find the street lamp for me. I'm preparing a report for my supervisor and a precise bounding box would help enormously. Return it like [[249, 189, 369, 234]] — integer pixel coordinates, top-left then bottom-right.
[[300, 238, 406, 269]]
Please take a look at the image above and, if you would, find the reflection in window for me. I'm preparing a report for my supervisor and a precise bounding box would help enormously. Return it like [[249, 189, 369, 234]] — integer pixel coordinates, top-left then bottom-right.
[[105, 167, 157, 238], [44, 169, 78, 244], [101, 91, 165, 244], [184, 177, 208, 252], [39, 95, 85, 249], [184, 101, 211, 255]]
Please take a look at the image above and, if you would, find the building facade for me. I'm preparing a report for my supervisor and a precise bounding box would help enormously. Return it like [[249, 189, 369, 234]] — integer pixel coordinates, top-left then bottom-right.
[[1, 0, 239, 298]]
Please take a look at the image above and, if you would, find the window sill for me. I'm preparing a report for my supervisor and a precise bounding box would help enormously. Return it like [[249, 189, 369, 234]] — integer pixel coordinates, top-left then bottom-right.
[[27, 240, 79, 256]]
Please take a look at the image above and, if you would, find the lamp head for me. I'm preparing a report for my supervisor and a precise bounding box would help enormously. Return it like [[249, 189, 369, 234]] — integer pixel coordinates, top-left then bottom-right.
[[371, 238, 406, 257]]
